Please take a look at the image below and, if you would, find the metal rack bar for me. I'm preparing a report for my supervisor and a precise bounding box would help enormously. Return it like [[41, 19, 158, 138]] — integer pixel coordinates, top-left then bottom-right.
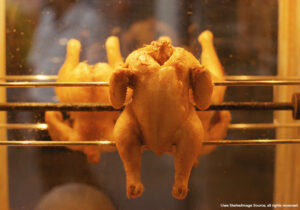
[[206, 139, 300, 145], [0, 82, 108, 87], [225, 76, 300, 81], [0, 102, 119, 111], [208, 102, 293, 110], [3, 75, 300, 81], [1, 139, 300, 147], [0, 140, 117, 148], [228, 123, 300, 129], [0, 102, 293, 111], [2, 80, 300, 87], [2, 123, 300, 130], [215, 80, 300, 86], [0, 75, 57, 81], [0, 123, 47, 130]]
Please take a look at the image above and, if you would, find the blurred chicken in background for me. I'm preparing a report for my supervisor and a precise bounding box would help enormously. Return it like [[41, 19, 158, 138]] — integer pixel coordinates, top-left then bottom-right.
[[197, 30, 231, 155], [45, 36, 123, 163]]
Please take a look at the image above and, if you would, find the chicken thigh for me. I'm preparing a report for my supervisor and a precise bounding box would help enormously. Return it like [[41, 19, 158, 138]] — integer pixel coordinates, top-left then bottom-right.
[[197, 30, 231, 155], [45, 36, 123, 163], [109, 40, 214, 199]]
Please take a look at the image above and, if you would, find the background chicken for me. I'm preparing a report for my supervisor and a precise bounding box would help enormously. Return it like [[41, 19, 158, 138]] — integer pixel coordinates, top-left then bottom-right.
[[45, 36, 123, 163], [197, 30, 231, 155], [109, 39, 214, 199]]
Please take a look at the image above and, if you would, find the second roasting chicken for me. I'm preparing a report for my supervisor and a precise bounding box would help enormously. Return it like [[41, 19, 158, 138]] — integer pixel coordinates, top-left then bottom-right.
[[45, 36, 123, 163]]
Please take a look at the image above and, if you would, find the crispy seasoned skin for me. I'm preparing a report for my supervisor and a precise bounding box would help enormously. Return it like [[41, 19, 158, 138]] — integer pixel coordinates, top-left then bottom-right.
[[197, 30, 231, 155], [45, 37, 122, 163], [110, 39, 213, 199]]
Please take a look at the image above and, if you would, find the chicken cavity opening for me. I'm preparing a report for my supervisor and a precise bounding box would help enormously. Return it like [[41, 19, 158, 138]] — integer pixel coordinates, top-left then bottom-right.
[[148, 40, 174, 65]]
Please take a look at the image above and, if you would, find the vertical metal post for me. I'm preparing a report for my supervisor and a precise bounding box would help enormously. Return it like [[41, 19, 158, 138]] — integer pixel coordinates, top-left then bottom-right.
[[0, 0, 9, 209], [274, 0, 300, 204], [0, 0, 9, 208]]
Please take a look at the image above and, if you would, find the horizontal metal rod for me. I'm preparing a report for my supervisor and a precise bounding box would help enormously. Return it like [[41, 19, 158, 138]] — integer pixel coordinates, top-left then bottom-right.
[[225, 76, 300, 81], [1, 123, 300, 130], [0, 102, 294, 111], [0, 103, 120, 111], [1, 139, 300, 147], [208, 102, 293, 110], [206, 139, 300, 145], [0, 75, 58, 81], [216, 80, 300, 86], [0, 122, 298, 131], [3, 75, 300, 82], [0, 82, 108, 87], [228, 123, 300, 129], [0, 140, 117, 150], [0, 123, 48, 129], [2, 80, 300, 87]]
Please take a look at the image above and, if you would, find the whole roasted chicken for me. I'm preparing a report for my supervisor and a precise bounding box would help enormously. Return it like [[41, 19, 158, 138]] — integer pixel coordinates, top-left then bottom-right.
[[109, 39, 214, 199], [45, 36, 123, 163]]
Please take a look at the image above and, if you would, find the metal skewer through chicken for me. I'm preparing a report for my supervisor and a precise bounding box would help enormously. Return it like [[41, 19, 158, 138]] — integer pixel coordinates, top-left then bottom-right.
[[45, 36, 123, 163], [109, 38, 214, 199]]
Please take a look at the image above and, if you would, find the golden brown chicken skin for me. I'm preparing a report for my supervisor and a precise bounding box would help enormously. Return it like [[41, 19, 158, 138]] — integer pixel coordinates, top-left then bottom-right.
[[45, 36, 123, 163], [109, 40, 214, 199]]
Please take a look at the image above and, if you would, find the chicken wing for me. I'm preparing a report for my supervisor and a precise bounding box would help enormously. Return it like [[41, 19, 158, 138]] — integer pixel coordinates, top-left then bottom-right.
[[45, 36, 122, 163], [109, 39, 213, 199]]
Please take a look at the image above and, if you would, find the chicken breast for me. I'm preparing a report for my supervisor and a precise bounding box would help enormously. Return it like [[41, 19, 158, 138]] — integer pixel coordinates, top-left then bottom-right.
[[45, 36, 122, 163], [109, 39, 214, 199]]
